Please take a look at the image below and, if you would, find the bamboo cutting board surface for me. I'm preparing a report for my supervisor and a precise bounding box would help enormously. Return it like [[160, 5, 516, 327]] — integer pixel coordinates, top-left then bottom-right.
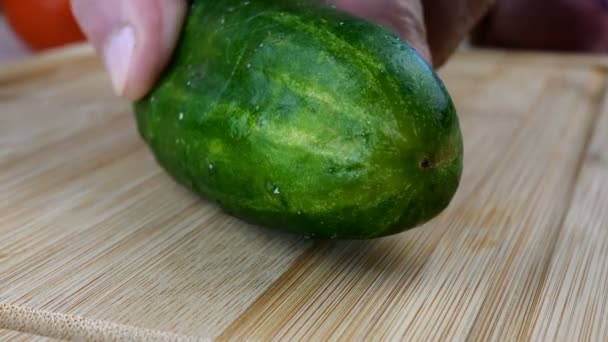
[[1, 44, 607, 341]]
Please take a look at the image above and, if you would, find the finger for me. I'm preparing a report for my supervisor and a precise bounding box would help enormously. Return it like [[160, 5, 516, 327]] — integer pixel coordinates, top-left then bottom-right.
[[70, 0, 187, 100], [331, 0, 432, 64], [423, 0, 495, 66]]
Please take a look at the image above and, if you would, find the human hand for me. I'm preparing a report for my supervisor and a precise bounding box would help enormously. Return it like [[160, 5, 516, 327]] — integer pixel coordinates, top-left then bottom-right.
[[70, 0, 187, 101], [71, 0, 493, 100]]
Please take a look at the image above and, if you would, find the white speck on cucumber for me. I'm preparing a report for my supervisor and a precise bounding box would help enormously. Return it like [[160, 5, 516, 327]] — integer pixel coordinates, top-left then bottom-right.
[[304, 233, 317, 240]]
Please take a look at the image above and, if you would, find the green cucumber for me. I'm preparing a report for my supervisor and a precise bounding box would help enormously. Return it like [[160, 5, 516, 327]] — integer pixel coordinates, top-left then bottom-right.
[[134, 0, 463, 239]]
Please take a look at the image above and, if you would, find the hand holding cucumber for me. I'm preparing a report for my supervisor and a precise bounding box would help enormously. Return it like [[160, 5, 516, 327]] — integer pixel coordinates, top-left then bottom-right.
[[70, 0, 493, 100], [68, 0, 481, 238], [59, 1, 605, 239]]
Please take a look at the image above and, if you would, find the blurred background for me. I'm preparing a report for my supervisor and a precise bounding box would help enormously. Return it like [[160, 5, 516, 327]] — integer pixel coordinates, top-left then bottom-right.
[[0, 12, 29, 63], [0, 0, 85, 63], [0, 0, 607, 64]]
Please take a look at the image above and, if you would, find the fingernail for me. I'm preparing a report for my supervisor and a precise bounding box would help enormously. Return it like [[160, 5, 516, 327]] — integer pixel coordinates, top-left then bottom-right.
[[103, 26, 135, 96]]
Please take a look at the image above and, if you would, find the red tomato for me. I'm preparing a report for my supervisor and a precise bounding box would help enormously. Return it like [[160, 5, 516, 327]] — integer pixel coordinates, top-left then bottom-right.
[[1, 0, 85, 51]]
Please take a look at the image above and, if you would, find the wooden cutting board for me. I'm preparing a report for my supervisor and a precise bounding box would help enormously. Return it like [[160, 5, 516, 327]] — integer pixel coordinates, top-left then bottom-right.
[[1, 44, 607, 341]]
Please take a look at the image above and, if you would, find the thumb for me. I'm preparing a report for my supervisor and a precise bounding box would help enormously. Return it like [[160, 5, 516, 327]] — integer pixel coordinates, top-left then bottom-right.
[[331, 0, 432, 64], [70, 0, 187, 100]]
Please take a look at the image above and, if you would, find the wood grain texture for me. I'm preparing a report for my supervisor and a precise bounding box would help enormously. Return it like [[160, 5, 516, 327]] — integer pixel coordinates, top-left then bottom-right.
[[1, 46, 608, 341], [0, 46, 312, 339], [220, 60, 607, 341], [0, 329, 59, 342], [528, 88, 608, 342]]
